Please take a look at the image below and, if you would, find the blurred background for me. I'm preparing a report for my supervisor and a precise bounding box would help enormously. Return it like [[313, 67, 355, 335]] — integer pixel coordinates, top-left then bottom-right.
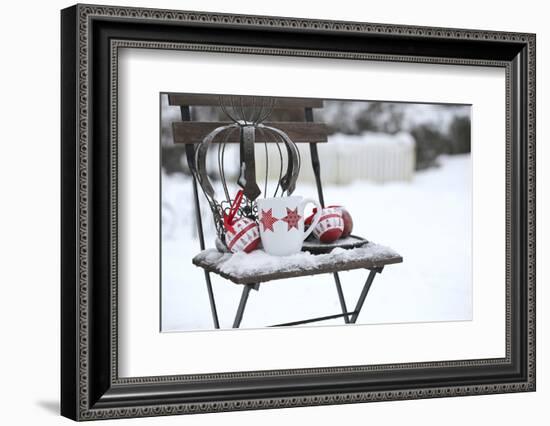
[[160, 94, 472, 332], [161, 95, 470, 175]]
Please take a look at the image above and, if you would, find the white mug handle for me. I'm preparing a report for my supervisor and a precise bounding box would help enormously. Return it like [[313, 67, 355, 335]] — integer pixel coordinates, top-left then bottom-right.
[[301, 198, 322, 241]]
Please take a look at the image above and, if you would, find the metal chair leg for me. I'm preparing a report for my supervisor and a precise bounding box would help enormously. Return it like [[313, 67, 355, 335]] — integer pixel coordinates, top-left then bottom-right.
[[333, 272, 350, 323], [181, 105, 221, 329], [191, 178, 221, 329], [350, 268, 383, 324], [203, 272, 220, 329], [232, 283, 259, 328]]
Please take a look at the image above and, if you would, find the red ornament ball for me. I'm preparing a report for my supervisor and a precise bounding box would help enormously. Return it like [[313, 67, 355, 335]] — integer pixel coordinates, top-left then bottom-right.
[[312, 207, 344, 243], [334, 206, 353, 237], [224, 217, 261, 253]]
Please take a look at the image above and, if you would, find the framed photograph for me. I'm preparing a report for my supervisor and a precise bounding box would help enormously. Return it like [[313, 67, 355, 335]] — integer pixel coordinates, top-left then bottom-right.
[[61, 4, 536, 421]]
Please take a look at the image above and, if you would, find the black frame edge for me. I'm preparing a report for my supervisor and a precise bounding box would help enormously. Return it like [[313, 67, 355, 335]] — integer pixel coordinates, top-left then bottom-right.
[[61, 4, 79, 421]]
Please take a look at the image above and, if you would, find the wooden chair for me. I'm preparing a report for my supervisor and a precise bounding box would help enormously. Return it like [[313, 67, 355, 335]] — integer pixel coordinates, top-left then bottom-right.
[[168, 94, 402, 328]]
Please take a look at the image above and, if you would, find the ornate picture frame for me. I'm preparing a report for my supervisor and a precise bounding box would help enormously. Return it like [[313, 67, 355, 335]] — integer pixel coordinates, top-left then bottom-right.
[[61, 4, 535, 421]]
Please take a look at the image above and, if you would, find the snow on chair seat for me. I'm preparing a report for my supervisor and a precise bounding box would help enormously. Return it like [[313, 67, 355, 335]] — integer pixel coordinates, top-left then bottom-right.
[[193, 242, 402, 285]]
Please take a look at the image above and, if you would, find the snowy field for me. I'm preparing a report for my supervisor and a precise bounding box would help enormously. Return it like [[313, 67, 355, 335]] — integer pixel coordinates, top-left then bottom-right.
[[161, 154, 472, 332]]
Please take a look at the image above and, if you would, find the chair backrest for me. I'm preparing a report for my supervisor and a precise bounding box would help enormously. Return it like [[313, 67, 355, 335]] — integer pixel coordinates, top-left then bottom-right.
[[167, 94, 327, 144], [168, 93, 328, 209]]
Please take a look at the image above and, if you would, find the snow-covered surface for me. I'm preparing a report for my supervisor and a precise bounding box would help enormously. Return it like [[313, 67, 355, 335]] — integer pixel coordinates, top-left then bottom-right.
[[161, 154, 472, 331], [194, 243, 401, 282]]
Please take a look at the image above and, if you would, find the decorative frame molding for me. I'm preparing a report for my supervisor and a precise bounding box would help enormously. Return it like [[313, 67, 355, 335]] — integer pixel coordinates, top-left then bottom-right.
[[61, 3, 535, 421]]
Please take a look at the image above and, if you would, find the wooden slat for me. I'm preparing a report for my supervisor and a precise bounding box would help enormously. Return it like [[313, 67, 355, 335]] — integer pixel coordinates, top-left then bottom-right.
[[168, 94, 323, 109], [172, 121, 328, 144]]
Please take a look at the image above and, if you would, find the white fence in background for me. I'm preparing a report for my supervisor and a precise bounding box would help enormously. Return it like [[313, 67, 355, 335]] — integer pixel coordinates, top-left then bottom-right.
[[255, 131, 416, 185]]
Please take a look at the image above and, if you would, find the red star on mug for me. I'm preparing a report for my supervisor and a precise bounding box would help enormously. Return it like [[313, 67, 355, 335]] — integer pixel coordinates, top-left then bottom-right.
[[260, 208, 278, 232], [282, 207, 302, 231]]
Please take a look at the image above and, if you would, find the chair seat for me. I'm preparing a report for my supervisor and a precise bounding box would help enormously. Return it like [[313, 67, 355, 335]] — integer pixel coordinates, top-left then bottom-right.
[[192, 242, 403, 285]]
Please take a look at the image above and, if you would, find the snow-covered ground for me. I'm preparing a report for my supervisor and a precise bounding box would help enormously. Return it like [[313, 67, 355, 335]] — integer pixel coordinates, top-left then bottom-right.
[[161, 154, 472, 332]]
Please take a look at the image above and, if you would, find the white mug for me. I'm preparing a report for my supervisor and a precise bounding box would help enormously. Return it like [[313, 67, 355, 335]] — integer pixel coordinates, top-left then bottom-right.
[[256, 196, 322, 256]]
